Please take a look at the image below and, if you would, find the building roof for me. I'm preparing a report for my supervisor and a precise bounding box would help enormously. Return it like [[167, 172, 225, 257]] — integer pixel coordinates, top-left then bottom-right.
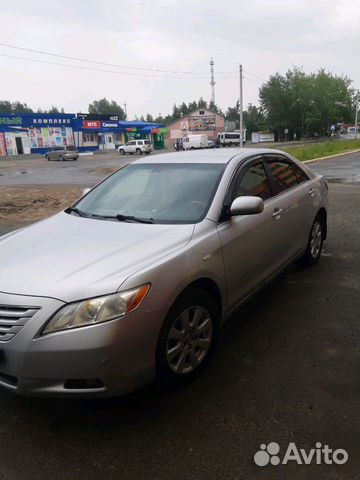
[[167, 109, 225, 128]]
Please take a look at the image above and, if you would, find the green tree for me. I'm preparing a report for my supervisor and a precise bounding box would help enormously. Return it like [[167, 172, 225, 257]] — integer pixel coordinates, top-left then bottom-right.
[[0, 100, 33, 114], [88, 98, 126, 119], [259, 67, 355, 138]]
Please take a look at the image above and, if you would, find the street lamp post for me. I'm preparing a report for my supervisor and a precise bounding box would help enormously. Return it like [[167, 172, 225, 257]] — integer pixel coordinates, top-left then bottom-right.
[[355, 93, 359, 140], [239, 64, 243, 147]]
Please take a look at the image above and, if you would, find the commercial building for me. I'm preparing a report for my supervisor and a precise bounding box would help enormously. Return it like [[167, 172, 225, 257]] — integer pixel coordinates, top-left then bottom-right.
[[0, 113, 167, 156], [165, 109, 225, 149]]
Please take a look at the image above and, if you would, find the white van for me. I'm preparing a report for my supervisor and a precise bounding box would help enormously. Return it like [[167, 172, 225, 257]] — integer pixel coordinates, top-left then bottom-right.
[[183, 134, 208, 150], [217, 131, 246, 146]]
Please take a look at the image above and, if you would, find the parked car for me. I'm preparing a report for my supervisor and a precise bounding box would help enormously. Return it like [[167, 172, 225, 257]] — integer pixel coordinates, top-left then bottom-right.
[[0, 148, 328, 397], [45, 146, 79, 161], [207, 139, 216, 148], [183, 134, 208, 150], [118, 139, 153, 155], [217, 131, 246, 146]]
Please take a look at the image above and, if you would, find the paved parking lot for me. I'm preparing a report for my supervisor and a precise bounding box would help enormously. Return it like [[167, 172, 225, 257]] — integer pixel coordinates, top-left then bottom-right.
[[0, 153, 359, 479]]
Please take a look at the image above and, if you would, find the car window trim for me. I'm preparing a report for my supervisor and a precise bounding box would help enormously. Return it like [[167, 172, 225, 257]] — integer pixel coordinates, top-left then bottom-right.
[[218, 155, 273, 223]]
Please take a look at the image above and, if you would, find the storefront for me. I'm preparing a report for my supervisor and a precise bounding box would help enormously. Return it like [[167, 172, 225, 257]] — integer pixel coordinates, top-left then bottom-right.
[[0, 113, 166, 156], [0, 113, 76, 155]]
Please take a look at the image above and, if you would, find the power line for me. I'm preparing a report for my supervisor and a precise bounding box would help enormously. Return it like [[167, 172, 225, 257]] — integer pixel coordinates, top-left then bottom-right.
[[243, 69, 267, 83], [0, 53, 239, 80], [0, 41, 236, 76]]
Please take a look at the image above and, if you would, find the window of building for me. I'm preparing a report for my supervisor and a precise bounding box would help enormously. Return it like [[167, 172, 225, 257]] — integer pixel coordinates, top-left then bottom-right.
[[199, 110, 205, 115], [83, 134, 96, 143]]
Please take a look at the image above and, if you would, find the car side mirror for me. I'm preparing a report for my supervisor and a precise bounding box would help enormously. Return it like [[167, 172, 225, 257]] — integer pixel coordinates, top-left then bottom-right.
[[82, 187, 91, 197], [230, 196, 264, 216]]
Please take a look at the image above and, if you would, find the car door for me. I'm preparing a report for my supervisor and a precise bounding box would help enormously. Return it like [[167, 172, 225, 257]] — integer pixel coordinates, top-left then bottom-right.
[[263, 155, 316, 262], [48, 148, 55, 160], [127, 141, 136, 153], [217, 157, 285, 311]]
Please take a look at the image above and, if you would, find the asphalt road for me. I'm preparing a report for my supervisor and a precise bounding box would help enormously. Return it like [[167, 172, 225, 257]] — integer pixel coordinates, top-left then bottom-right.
[[1, 149, 358, 188], [0, 155, 359, 479]]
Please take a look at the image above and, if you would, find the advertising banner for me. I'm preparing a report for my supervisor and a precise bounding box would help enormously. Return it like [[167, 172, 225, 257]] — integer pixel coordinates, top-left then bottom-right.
[[189, 115, 216, 131], [0, 132, 6, 155], [42, 128, 50, 147], [5, 133, 17, 155]]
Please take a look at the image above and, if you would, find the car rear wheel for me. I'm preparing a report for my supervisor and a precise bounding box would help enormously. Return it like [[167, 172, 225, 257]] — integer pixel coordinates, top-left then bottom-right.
[[298, 217, 324, 266], [156, 288, 219, 388], [136, 148, 142, 155], [59, 155, 64, 162]]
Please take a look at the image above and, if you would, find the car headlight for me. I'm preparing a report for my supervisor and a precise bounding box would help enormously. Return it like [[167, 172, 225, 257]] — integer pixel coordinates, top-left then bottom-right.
[[42, 284, 150, 335]]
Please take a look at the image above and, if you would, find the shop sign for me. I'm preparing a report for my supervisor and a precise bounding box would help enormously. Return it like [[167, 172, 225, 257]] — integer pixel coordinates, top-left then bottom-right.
[[102, 122, 118, 128], [83, 120, 101, 129], [126, 128, 137, 132], [0, 116, 22, 126], [33, 118, 71, 125]]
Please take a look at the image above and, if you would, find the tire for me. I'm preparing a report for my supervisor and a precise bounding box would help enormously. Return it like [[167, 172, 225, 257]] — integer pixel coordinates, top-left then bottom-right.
[[59, 155, 64, 162], [45, 155, 49, 161], [298, 216, 324, 266], [136, 148, 142, 155], [156, 288, 220, 389], [119, 149, 125, 155]]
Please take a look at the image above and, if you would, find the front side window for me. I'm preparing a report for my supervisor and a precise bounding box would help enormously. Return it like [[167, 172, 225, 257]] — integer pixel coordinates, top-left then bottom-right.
[[267, 160, 299, 193], [234, 162, 272, 201], [74, 163, 226, 224]]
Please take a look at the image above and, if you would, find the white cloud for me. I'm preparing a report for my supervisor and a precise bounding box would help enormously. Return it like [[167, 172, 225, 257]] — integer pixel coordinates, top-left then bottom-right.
[[0, 0, 359, 118]]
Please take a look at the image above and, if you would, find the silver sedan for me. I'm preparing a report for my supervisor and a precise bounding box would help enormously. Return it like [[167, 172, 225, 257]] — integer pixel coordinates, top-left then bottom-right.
[[0, 148, 328, 397]]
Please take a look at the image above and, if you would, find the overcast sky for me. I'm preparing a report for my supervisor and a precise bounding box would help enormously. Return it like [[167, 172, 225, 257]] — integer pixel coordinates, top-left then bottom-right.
[[0, 0, 359, 119]]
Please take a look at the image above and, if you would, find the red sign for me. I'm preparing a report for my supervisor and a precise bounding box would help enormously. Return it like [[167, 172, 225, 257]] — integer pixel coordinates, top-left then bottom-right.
[[83, 120, 100, 129]]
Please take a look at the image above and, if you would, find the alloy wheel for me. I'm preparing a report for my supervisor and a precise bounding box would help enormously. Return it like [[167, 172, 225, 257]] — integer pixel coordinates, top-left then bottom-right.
[[166, 306, 213, 374], [310, 221, 322, 258]]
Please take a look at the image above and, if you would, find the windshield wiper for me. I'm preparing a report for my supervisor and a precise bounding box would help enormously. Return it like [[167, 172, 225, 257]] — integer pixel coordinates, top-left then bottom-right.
[[116, 214, 154, 224], [65, 207, 90, 218]]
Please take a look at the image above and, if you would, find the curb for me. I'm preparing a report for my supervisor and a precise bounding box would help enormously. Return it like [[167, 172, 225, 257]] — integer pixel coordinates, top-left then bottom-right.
[[303, 149, 360, 164]]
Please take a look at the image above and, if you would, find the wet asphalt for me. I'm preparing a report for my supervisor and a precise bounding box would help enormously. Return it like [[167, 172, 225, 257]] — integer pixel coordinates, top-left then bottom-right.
[[0, 153, 359, 479]]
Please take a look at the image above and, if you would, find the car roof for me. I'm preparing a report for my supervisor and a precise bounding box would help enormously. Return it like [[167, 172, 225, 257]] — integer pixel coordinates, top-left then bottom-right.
[[133, 148, 290, 165]]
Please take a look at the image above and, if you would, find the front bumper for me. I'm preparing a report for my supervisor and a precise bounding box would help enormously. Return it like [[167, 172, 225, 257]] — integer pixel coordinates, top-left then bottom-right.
[[0, 291, 166, 397]]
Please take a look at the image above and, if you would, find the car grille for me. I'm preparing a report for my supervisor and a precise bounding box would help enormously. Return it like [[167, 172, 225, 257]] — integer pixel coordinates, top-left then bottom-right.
[[0, 305, 40, 342]]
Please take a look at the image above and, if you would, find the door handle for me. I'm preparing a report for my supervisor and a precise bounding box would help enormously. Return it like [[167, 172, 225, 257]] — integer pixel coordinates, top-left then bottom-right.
[[272, 208, 283, 218], [309, 188, 315, 196]]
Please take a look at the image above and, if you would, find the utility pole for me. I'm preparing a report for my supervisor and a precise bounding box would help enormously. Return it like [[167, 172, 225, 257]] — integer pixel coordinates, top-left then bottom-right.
[[239, 64, 243, 147], [124, 101, 127, 120], [210, 57, 216, 105], [355, 92, 359, 139]]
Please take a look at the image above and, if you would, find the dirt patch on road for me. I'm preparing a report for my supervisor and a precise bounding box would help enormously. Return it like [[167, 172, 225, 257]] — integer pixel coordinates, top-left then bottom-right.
[[0, 186, 82, 224], [89, 166, 119, 175]]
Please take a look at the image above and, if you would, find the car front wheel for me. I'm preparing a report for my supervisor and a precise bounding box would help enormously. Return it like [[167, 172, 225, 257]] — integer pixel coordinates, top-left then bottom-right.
[[119, 149, 125, 155], [156, 288, 219, 388]]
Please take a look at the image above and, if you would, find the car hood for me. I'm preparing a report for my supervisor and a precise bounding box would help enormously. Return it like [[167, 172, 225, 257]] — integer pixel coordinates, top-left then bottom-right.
[[0, 213, 194, 302]]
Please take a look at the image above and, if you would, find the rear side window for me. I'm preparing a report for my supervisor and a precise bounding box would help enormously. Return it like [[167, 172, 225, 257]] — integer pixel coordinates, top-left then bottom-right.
[[235, 163, 272, 201], [267, 160, 299, 193]]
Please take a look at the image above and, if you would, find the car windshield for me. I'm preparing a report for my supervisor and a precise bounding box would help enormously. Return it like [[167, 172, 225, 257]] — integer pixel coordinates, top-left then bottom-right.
[[74, 163, 225, 224]]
